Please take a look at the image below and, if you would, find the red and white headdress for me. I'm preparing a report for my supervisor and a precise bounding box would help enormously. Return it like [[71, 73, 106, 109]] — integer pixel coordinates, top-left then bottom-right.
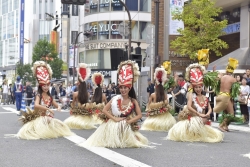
[[33, 61, 53, 86], [92, 72, 104, 86], [185, 63, 206, 86], [117, 60, 140, 89], [77, 63, 91, 82], [154, 67, 167, 85]]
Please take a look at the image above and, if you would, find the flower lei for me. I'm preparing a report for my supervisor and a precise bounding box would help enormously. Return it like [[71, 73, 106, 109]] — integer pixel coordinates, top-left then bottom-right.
[[192, 93, 208, 113], [117, 97, 134, 117]]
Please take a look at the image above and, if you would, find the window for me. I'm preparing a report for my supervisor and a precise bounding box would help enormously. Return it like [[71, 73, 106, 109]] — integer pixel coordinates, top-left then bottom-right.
[[83, 49, 111, 69], [99, 0, 110, 12], [111, 0, 123, 11], [2, 0, 8, 15], [7, 12, 14, 38], [125, 21, 138, 40], [139, 22, 150, 39], [110, 21, 122, 39], [90, 1, 98, 13], [98, 21, 109, 40], [140, 0, 151, 12], [85, 22, 98, 40], [126, 0, 138, 11]]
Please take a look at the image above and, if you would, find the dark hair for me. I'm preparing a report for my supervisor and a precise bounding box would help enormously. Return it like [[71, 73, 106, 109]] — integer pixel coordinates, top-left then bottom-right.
[[178, 74, 184, 78], [128, 87, 137, 100], [155, 84, 165, 102], [241, 77, 247, 82], [37, 85, 52, 104], [78, 79, 89, 104], [91, 85, 102, 104]]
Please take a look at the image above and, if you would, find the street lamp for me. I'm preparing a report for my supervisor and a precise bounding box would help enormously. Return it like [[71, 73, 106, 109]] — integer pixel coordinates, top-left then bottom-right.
[[118, 0, 132, 60], [72, 29, 93, 84], [72, 32, 83, 84]]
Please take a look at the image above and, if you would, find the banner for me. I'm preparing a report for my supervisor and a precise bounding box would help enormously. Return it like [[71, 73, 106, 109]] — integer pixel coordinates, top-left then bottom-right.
[[50, 31, 59, 53], [19, 0, 25, 64], [69, 46, 77, 67], [169, 0, 184, 35]]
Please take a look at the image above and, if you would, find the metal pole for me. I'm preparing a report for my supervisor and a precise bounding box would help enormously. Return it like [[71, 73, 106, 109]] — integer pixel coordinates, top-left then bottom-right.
[[118, 0, 132, 60], [164, 0, 170, 61], [154, 0, 160, 67], [73, 32, 83, 85]]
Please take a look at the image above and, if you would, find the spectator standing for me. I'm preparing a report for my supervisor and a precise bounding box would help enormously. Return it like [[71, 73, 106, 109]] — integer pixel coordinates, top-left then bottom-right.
[[2, 80, 9, 105], [106, 83, 113, 102], [239, 77, 250, 123], [50, 84, 56, 99], [9, 84, 14, 104], [147, 78, 155, 99], [25, 82, 33, 106], [13, 76, 23, 115]]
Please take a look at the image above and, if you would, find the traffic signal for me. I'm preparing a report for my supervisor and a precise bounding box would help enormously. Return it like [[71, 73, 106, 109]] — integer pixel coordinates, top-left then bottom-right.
[[61, 0, 86, 5], [131, 54, 142, 71]]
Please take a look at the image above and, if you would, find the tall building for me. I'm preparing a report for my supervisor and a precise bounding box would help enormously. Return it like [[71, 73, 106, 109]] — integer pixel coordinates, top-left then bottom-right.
[[0, 0, 61, 83], [77, 0, 152, 83]]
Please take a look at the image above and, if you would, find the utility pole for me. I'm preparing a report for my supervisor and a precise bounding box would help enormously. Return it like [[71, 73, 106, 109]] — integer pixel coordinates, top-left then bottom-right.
[[118, 0, 132, 60], [154, 0, 160, 68]]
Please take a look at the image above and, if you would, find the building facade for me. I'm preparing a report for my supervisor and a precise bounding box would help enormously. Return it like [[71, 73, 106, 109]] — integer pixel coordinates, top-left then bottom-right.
[[0, 0, 61, 84], [77, 0, 151, 83]]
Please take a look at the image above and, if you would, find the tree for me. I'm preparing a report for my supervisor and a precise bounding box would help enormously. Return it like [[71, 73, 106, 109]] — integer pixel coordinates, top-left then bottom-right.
[[32, 39, 63, 78], [170, 0, 228, 59], [16, 62, 36, 86]]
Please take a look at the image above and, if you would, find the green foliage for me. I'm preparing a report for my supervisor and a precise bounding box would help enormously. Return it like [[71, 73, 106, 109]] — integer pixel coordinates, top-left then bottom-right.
[[231, 82, 240, 99], [203, 72, 219, 91], [219, 112, 243, 125], [16, 62, 36, 86], [32, 38, 63, 79], [61, 62, 68, 71], [170, 0, 228, 59], [164, 76, 175, 91]]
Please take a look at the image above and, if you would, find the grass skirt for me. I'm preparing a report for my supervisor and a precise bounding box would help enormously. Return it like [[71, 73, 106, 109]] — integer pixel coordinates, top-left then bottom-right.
[[166, 116, 223, 143], [141, 111, 176, 131], [64, 115, 97, 129], [79, 119, 149, 148], [92, 114, 103, 125], [16, 116, 74, 140]]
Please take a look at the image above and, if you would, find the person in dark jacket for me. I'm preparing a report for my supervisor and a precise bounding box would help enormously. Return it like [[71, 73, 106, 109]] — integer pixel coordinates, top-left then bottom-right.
[[25, 82, 33, 106]]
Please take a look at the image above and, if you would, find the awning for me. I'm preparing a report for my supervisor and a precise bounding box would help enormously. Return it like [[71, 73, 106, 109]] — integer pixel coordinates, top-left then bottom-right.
[[207, 47, 250, 71]]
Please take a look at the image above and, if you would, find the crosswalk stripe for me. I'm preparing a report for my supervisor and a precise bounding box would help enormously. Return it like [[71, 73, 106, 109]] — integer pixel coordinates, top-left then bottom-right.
[[2, 107, 19, 114], [64, 135, 152, 167]]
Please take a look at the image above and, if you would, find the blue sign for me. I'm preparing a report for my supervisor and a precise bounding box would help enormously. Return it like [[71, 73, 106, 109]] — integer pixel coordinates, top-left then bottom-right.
[[19, 0, 25, 64], [223, 22, 240, 35]]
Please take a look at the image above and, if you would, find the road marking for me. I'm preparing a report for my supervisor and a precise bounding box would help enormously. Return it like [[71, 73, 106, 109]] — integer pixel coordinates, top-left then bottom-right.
[[2, 107, 19, 114], [242, 153, 250, 159], [64, 135, 152, 167], [0, 112, 14, 114], [211, 122, 250, 133]]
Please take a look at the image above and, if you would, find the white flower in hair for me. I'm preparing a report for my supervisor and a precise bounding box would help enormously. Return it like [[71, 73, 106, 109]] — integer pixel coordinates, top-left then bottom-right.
[[154, 66, 167, 85]]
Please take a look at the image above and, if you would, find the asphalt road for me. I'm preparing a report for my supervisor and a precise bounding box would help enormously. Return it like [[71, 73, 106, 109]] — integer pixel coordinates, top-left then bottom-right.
[[0, 104, 250, 167]]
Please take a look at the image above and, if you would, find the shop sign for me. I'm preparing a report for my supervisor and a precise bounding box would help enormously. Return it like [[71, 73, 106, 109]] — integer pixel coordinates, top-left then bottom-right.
[[80, 42, 126, 50], [91, 23, 120, 35], [170, 60, 195, 67], [223, 22, 240, 35], [91, 69, 111, 78]]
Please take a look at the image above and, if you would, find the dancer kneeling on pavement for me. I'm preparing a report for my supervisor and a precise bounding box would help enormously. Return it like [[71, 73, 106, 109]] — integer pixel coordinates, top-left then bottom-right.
[[141, 66, 176, 131], [167, 63, 223, 143], [90, 72, 107, 125], [79, 60, 149, 148], [64, 63, 102, 129], [13, 61, 74, 140]]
